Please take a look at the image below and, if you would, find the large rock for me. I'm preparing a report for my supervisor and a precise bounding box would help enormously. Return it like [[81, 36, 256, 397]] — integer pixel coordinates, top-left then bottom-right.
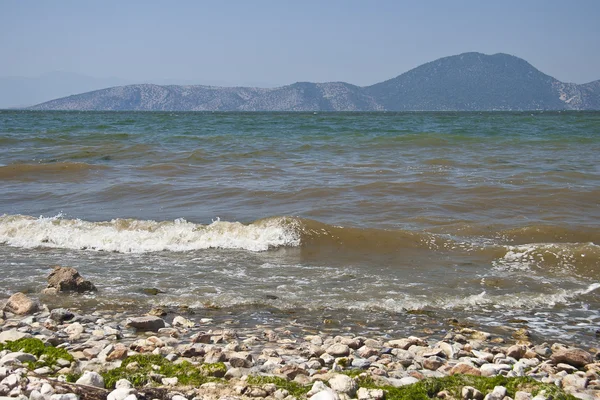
[[0, 330, 32, 344], [551, 348, 594, 368], [125, 316, 165, 332], [43, 266, 97, 294], [328, 374, 357, 396], [3, 292, 39, 315], [76, 371, 105, 388]]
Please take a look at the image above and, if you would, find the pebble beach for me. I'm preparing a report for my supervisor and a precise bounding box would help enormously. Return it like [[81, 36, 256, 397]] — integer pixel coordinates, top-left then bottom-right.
[[1, 268, 599, 400]]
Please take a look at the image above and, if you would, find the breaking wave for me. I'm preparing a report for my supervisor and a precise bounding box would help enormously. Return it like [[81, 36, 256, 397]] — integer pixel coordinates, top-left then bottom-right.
[[0, 214, 300, 253]]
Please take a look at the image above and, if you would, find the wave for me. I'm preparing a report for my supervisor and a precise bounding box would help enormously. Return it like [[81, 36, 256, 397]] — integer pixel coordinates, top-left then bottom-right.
[[0, 215, 598, 276], [0, 214, 300, 253], [0, 162, 108, 181]]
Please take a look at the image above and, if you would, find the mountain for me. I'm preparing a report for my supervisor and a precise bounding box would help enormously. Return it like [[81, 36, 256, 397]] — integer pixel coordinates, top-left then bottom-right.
[[28, 53, 600, 111], [0, 72, 128, 109]]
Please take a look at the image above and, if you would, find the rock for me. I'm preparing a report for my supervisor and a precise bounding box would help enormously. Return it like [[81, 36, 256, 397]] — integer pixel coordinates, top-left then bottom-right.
[[204, 348, 226, 364], [49, 308, 74, 322], [310, 390, 339, 400], [308, 382, 340, 400], [551, 348, 593, 368], [50, 395, 79, 400], [562, 374, 588, 391], [172, 316, 194, 328], [483, 386, 507, 400], [3, 293, 39, 315], [462, 386, 484, 400], [76, 371, 105, 388], [161, 377, 177, 386], [356, 387, 385, 400], [141, 288, 164, 295], [506, 344, 528, 359], [388, 376, 420, 387], [328, 374, 357, 396], [229, 355, 253, 368], [115, 379, 132, 389], [515, 392, 532, 400], [276, 365, 307, 380], [106, 345, 128, 361], [44, 266, 97, 293], [357, 346, 379, 358], [388, 337, 423, 350], [450, 362, 482, 376], [326, 344, 350, 357], [64, 322, 85, 339], [147, 307, 167, 317], [0, 330, 32, 344], [107, 388, 137, 400], [0, 352, 37, 366], [423, 356, 445, 370], [125, 316, 165, 332]]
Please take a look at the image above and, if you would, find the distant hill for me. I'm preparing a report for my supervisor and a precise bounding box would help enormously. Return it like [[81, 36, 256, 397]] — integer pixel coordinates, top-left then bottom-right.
[[29, 53, 600, 111], [0, 72, 128, 109]]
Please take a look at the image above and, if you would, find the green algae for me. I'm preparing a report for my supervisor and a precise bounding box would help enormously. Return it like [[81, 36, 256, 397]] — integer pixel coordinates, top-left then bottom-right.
[[356, 375, 579, 400], [0, 338, 73, 369], [101, 354, 226, 389], [246, 376, 310, 398]]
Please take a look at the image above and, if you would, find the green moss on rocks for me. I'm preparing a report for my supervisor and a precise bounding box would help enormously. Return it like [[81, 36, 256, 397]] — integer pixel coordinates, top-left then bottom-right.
[[357, 375, 579, 400], [246, 376, 310, 398], [0, 338, 73, 369], [101, 354, 225, 389]]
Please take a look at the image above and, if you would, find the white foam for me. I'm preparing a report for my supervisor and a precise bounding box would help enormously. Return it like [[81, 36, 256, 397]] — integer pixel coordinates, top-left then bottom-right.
[[0, 214, 300, 253]]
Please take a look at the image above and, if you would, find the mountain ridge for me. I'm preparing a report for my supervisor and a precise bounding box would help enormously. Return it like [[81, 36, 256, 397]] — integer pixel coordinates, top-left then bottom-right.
[[28, 52, 600, 111]]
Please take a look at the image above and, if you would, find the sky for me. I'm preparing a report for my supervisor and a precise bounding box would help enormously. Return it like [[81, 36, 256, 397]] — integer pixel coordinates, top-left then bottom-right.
[[1, 0, 599, 87]]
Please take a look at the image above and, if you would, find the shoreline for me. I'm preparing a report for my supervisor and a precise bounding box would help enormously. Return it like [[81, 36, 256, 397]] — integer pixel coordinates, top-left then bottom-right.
[[1, 293, 599, 400]]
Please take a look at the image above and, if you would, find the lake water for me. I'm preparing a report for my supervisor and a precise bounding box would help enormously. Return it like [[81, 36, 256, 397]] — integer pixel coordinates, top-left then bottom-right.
[[1, 111, 598, 345]]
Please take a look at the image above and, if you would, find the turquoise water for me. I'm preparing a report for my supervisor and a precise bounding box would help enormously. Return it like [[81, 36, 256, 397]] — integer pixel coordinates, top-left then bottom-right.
[[1, 111, 599, 344]]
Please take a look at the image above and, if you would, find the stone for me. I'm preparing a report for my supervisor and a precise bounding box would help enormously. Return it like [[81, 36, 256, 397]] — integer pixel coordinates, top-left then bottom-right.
[[229, 356, 253, 368], [0, 330, 31, 344], [462, 386, 484, 400], [388, 337, 422, 350], [115, 379, 132, 389], [506, 344, 528, 359], [172, 316, 194, 328], [107, 388, 137, 400], [309, 390, 339, 400], [423, 356, 445, 370], [3, 293, 39, 315], [551, 348, 593, 368], [204, 348, 226, 364], [357, 387, 385, 400], [357, 346, 379, 358], [450, 362, 482, 376], [125, 316, 165, 332], [514, 392, 532, 400], [308, 382, 340, 400], [483, 386, 507, 400], [44, 266, 97, 293], [562, 374, 588, 391], [0, 352, 37, 366], [106, 345, 128, 361], [328, 374, 357, 396], [50, 395, 79, 400], [76, 371, 105, 388], [161, 377, 177, 386], [49, 308, 74, 322], [326, 344, 350, 357], [277, 365, 308, 380]]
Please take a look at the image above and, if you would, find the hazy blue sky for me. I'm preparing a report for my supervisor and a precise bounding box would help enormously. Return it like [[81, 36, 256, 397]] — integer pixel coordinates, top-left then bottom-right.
[[1, 0, 599, 86]]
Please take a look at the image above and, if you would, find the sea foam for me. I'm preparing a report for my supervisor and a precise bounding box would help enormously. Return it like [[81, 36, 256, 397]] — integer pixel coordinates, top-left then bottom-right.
[[0, 214, 300, 253]]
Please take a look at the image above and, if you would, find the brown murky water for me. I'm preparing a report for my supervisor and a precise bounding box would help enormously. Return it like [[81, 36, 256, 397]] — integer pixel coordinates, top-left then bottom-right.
[[1, 111, 599, 345]]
